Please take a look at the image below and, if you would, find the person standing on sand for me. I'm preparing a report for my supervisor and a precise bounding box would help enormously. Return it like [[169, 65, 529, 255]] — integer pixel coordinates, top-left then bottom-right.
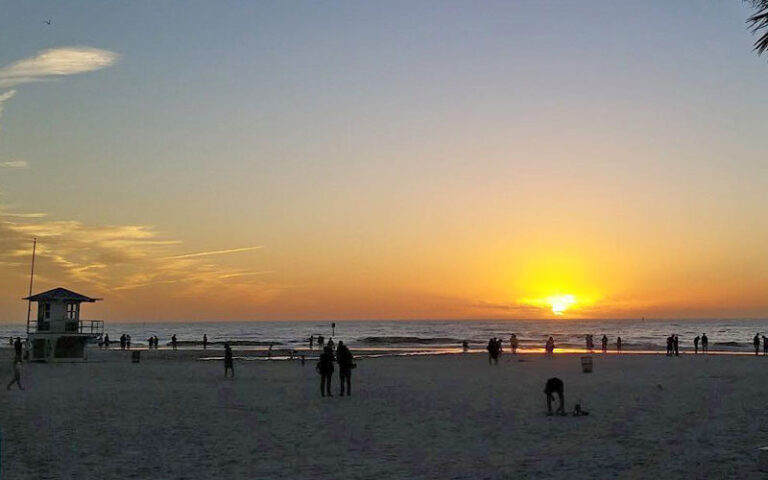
[[694, 336, 700, 354], [318, 335, 325, 348], [203, 334, 208, 350], [317, 345, 335, 397], [14, 337, 22, 362], [617, 337, 622, 353], [702, 333, 708, 353], [665, 336, 673, 356], [309, 335, 314, 350], [127, 335, 131, 350], [104, 333, 110, 349], [336, 341, 354, 396], [6, 360, 23, 390], [763, 336, 768, 356], [544, 377, 564, 416], [545, 336, 555, 355], [462, 340, 469, 352], [147, 337, 153, 349], [601, 335, 608, 353], [171, 334, 177, 351], [487, 338, 500, 365], [673, 335, 679, 356], [154, 336, 159, 349], [224, 343, 234, 377], [510, 334, 518, 354], [754, 333, 760, 356]]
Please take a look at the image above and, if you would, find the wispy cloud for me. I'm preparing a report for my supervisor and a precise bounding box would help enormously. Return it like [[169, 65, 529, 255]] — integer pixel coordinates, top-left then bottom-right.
[[0, 89, 16, 127], [0, 160, 28, 169], [0, 47, 118, 88], [0, 211, 46, 218], [167, 246, 263, 259]]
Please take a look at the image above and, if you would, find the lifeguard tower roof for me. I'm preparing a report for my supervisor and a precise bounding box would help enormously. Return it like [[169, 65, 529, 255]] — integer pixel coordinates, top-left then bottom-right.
[[23, 287, 101, 303]]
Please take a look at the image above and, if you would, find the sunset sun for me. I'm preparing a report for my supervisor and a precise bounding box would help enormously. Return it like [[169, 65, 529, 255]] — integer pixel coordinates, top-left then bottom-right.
[[547, 295, 576, 316]]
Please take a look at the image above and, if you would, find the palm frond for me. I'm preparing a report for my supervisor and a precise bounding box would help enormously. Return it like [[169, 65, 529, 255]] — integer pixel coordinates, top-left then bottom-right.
[[748, 8, 768, 55]]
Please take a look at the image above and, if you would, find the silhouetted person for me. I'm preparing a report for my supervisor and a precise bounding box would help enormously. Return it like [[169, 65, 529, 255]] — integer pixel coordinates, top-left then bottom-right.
[[171, 334, 177, 351], [754, 333, 760, 356], [309, 335, 314, 350], [673, 335, 679, 356], [601, 335, 608, 353], [510, 334, 518, 354], [203, 334, 208, 350], [13, 337, 22, 362], [763, 336, 768, 356], [544, 377, 564, 415], [224, 343, 234, 377], [666, 335, 673, 356], [104, 334, 110, 349], [487, 338, 500, 365], [120, 334, 126, 350], [616, 336, 622, 353], [586, 334, 594, 352], [336, 341, 354, 396], [693, 335, 700, 354], [6, 360, 23, 390], [327, 338, 335, 351], [317, 346, 335, 397], [702, 333, 708, 353], [318, 335, 325, 347], [126, 334, 131, 350], [545, 336, 555, 355], [154, 336, 159, 349], [147, 337, 153, 349], [462, 340, 469, 352]]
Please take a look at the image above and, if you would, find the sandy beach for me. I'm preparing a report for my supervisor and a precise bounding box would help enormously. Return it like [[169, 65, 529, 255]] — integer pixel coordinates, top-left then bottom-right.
[[3, 349, 768, 479]]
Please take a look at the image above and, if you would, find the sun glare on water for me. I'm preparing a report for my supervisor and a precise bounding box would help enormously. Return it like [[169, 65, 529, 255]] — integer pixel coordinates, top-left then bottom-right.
[[547, 295, 576, 315]]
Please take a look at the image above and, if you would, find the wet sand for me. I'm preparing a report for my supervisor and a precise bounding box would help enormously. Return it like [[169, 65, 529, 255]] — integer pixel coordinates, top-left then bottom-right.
[[2, 349, 768, 479]]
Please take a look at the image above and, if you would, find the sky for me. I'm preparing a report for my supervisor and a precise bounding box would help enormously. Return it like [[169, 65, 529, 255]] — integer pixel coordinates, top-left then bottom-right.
[[0, 1, 767, 322]]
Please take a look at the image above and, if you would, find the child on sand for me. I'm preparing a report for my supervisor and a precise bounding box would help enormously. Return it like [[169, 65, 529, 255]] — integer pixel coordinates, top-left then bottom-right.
[[544, 377, 564, 415]]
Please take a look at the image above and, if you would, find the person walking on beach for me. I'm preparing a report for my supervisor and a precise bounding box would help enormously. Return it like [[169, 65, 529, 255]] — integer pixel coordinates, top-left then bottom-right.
[[6, 359, 23, 390], [147, 337, 153, 349], [203, 334, 208, 350], [754, 333, 761, 356], [673, 335, 679, 356], [224, 343, 234, 378], [586, 334, 594, 352], [601, 335, 608, 353], [666, 335, 673, 356], [462, 340, 469, 352], [617, 336, 622, 353], [309, 335, 314, 350], [120, 334, 126, 350], [154, 335, 159, 349], [104, 333, 110, 349], [171, 334, 177, 351], [318, 335, 325, 348], [702, 333, 708, 353], [327, 338, 335, 351], [544, 377, 564, 416], [336, 341, 354, 396], [317, 345, 335, 397], [694, 335, 700, 354], [13, 337, 22, 362], [126, 334, 131, 350]]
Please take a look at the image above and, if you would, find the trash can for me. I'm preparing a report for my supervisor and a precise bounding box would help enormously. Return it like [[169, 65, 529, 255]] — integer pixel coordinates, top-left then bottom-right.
[[580, 356, 593, 373], [132, 351, 141, 363]]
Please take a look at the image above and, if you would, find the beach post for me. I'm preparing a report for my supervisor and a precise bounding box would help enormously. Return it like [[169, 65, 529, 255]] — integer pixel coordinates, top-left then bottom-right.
[[580, 356, 593, 373]]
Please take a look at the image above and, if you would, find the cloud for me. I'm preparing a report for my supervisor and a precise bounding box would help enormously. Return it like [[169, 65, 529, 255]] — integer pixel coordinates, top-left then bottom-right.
[[0, 160, 28, 169], [0, 47, 118, 88], [0, 89, 16, 126], [0, 210, 279, 308], [167, 246, 263, 260]]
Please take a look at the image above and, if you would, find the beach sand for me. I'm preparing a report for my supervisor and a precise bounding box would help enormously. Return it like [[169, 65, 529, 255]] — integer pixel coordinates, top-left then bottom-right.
[[2, 349, 768, 479]]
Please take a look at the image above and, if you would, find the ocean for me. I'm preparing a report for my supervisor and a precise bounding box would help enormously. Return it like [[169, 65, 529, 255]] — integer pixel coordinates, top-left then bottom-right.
[[2, 318, 767, 356]]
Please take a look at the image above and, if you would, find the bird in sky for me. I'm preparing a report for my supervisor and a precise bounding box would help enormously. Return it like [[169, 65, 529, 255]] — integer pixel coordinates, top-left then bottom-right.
[[43, 18, 52, 25]]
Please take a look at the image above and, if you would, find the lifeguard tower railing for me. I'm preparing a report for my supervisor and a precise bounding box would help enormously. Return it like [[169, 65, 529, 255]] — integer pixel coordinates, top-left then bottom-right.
[[27, 319, 105, 336], [78, 320, 104, 336]]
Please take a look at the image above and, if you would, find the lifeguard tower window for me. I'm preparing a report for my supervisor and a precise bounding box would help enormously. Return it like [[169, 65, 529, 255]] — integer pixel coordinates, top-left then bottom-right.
[[67, 303, 78, 320], [39, 303, 51, 320]]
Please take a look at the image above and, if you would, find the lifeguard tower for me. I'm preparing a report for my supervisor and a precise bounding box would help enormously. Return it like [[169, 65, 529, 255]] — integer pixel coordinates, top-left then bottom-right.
[[24, 287, 104, 362]]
